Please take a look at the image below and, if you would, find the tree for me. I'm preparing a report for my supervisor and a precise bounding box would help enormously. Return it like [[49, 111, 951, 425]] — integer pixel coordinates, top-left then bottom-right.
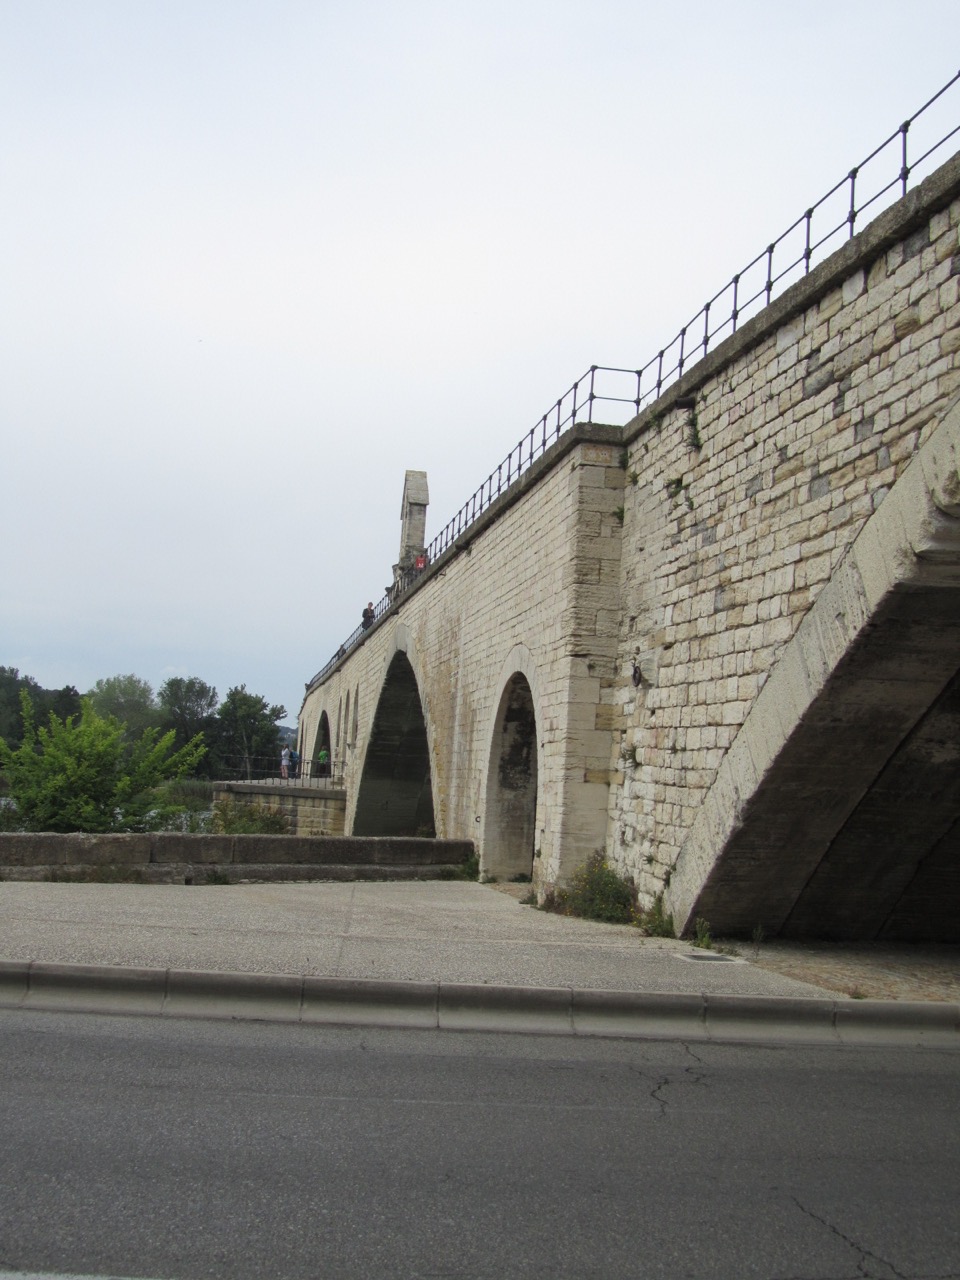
[[86, 674, 160, 738], [0, 667, 80, 748], [0, 693, 205, 833], [213, 685, 287, 779], [0, 667, 28, 745], [158, 677, 218, 750]]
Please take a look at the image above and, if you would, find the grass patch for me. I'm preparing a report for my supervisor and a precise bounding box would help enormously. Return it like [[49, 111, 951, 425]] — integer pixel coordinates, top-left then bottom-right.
[[635, 893, 674, 937], [692, 916, 713, 949], [437, 851, 480, 882]]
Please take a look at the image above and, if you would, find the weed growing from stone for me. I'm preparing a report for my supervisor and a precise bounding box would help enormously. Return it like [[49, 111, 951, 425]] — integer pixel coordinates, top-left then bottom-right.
[[438, 851, 480, 881], [635, 893, 674, 937], [686, 407, 702, 451]]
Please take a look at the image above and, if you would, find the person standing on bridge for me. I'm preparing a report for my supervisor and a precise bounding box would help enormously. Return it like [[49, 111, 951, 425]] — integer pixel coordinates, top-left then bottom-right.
[[361, 602, 375, 630], [280, 745, 290, 779]]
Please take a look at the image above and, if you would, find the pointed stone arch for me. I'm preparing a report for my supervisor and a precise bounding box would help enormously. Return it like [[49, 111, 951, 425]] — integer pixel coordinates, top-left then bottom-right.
[[310, 711, 331, 778], [482, 654, 541, 881], [353, 649, 435, 836]]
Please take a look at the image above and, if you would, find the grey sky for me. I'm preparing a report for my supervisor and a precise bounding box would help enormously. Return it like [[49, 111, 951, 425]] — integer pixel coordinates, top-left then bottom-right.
[[2, 0, 956, 721]]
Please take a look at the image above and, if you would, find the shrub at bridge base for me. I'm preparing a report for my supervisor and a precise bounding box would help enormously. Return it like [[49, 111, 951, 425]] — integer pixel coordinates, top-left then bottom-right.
[[537, 853, 675, 935], [540, 852, 636, 924]]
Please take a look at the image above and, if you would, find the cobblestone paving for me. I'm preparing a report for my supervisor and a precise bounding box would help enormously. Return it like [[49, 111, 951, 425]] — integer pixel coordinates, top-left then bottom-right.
[[747, 940, 960, 1003]]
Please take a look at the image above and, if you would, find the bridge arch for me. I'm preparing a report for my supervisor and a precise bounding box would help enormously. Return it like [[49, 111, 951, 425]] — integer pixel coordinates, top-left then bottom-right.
[[352, 643, 436, 837], [310, 711, 331, 778], [481, 647, 543, 881]]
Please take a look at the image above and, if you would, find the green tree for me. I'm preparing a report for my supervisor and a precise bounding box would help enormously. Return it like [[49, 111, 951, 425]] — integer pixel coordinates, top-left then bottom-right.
[[213, 685, 287, 779], [0, 667, 29, 745], [0, 692, 205, 832], [158, 677, 219, 750], [0, 667, 81, 748], [86, 674, 160, 738]]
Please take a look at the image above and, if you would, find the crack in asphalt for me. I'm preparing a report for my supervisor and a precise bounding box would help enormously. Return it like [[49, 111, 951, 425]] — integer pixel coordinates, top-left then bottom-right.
[[790, 1195, 910, 1280], [648, 1073, 672, 1117], [681, 1040, 708, 1088]]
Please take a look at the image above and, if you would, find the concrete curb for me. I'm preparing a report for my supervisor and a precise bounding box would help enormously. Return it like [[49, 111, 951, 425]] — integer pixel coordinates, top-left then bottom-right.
[[0, 959, 957, 1048]]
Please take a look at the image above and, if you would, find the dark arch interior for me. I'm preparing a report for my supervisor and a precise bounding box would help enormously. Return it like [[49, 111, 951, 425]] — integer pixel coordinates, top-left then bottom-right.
[[311, 712, 331, 778], [484, 674, 538, 879], [353, 652, 435, 837]]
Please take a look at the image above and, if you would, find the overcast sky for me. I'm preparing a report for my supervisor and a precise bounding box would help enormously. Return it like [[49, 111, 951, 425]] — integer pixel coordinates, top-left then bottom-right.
[[2, 1, 957, 723]]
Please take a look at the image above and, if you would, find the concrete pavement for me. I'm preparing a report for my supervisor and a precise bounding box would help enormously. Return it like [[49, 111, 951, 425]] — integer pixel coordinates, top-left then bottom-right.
[[0, 880, 957, 1046]]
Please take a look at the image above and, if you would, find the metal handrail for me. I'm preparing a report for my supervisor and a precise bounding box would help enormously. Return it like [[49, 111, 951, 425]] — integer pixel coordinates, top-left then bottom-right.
[[307, 70, 960, 693], [214, 755, 342, 786]]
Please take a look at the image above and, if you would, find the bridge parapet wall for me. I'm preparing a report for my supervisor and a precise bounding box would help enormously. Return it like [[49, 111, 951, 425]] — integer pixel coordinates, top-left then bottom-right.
[[609, 155, 960, 908]]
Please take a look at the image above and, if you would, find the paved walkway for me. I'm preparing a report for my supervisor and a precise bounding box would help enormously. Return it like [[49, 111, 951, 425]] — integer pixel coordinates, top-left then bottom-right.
[[0, 879, 957, 1003]]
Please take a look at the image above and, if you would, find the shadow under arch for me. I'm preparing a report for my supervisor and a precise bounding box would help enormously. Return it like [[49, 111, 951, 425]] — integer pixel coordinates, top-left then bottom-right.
[[483, 671, 539, 880], [353, 651, 435, 836], [310, 711, 331, 778]]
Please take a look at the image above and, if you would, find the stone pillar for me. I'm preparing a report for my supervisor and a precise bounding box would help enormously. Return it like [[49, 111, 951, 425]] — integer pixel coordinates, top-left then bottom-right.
[[392, 470, 429, 593]]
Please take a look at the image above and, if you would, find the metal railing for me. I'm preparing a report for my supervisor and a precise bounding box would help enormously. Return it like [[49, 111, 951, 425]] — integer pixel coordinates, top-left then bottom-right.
[[307, 70, 960, 692], [214, 755, 342, 787]]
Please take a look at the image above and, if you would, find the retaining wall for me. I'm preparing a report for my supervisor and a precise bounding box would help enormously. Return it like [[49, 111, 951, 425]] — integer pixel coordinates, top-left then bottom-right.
[[212, 782, 347, 837], [0, 833, 474, 885]]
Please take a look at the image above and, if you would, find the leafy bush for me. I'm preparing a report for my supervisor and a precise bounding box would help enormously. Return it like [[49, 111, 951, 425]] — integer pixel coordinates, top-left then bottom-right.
[[537, 856, 677, 936], [541, 852, 637, 924], [209, 797, 290, 835], [0, 693, 205, 833], [635, 893, 674, 937]]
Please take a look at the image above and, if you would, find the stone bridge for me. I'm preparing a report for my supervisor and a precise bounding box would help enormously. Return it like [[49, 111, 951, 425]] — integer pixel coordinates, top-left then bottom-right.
[[299, 153, 960, 941]]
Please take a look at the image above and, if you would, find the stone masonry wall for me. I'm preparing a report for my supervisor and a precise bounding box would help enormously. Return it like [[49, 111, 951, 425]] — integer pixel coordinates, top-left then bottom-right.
[[212, 783, 346, 837], [299, 431, 625, 889], [609, 157, 960, 905]]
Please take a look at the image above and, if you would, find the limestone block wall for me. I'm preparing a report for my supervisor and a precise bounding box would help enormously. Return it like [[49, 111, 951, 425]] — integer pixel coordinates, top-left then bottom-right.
[[608, 156, 960, 905], [212, 783, 346, 837], [299, 430, 625, 888]]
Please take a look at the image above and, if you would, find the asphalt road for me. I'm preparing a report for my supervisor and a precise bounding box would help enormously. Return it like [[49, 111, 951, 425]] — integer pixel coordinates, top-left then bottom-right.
[[1, 1010, 958, 1280]]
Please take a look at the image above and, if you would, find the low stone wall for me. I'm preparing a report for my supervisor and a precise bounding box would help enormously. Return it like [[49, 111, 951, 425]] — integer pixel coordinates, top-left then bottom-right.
[[0, 832, 474, 885], [212, 782, 347, 837]]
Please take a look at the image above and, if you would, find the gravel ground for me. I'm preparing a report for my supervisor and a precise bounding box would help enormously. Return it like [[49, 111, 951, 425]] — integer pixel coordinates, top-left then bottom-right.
[[0, 878, 957, 1003]]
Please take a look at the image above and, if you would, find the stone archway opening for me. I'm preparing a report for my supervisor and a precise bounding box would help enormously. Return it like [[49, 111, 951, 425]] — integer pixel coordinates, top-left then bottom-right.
[[483, 673, 538, 881], [353, 652, 435, 836], [310, 712, 331, 778]]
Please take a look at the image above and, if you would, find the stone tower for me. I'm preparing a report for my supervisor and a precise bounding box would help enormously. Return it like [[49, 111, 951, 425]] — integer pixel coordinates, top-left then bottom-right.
[[392, 470, 429, 593]]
